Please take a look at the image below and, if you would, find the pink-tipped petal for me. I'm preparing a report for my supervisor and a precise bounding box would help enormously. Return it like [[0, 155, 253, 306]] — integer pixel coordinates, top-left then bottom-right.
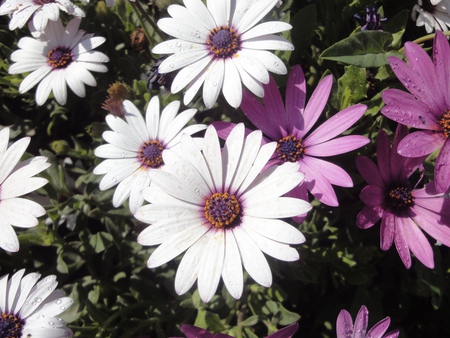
[[366, 317, 391, 338], [336, 309, 353, 338], [353, 306, 369, 338]]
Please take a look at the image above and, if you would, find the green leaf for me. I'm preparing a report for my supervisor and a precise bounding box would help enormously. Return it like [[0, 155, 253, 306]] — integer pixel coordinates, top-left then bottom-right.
[[337, 65, 368, 109], [290, 4, 317, 60], [320, 31, 402, 67]]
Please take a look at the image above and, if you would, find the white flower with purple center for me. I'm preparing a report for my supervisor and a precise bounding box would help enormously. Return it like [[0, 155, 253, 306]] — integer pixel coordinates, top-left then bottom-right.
[[0, 127, 50, 253], [0, 0, 84, 31], [412, 0, 450, 32], [94, 97, 207, 214], [0, 269, 74, 338], [152, 0, 294, 108], [134, 123, 312, 302], [8, 17, 108, 106]]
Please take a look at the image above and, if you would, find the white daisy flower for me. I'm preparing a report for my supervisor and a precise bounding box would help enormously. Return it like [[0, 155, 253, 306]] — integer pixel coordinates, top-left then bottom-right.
[[8, 18, 109, 106], [0, 0, 84, 31], [412, 0, 450, 32], [0, 127, 50, 252], [152, 0, 294, 109], [0, 269, 74, 338], [94, 97, 207, 214], [134, 124, 312, 303]]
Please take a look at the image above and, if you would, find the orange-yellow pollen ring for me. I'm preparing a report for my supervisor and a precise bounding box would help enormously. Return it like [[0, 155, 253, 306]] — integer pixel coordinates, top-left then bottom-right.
[[276, 135, 305, 162], [138, 140, 164, 168], [204, 192, 241, 228], [439, 110, 450, 138], [206, 25, 241, 59]]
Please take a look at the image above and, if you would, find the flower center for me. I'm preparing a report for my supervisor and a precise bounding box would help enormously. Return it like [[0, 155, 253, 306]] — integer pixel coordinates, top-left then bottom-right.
[[438, 110, 450, 138], [47, 47, 73, 69], [276, 135, 305, 162], [138, 140, 164, 168], [0, 312, 25, 338], [206, 26, 241, 59], [204, 192, 241, 228], [386, 185, 414, 210]]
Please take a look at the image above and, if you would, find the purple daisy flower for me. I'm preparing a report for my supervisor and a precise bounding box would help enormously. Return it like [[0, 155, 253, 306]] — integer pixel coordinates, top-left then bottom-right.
[[336, 305, 399, 338], [381, 30, 450, 193], [171, 322, 298, 338], [356, 124, 450, 269], [214, 64, 369, 212]]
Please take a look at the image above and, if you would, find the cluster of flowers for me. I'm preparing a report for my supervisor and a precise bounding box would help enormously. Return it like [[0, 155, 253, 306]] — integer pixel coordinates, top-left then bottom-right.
[[1, 0, 450, 336]]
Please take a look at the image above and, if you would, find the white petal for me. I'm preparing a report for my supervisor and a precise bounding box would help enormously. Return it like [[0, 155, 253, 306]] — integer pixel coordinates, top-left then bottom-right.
[[18, 66, 52, 94], [157, 17, 209, 44], [234, 60, 265, 97], [94, 144, 137, 159], [31, 295, 72, 317], [202, 126, 223, 191], [138, 216, 200, 246], [207, 0, 230, 26], [0, 198, 45, 227], [20, 275, 58, 318], [233, 226, 272, 287], [241, 223, 300, 261], [202, 58, 224, 108], [135, 204, 198, 224], [234, 50, 269, 83], [9, 5, 37, 30], [72, 37, 106, 55], [162, 108, 198, 145], [184, 0, 216, 29], [170, 56, 211, 94], [0, 216, 19, 252], [102, 130, 140, 152], [246, 49, 287, 74], [111, 174, 134, 208], [128, 171, 151, 214], [51, 69, 68, 105], [241, 21, 292, 40], [243, 216, 305, 244], [35, 72, 54, 105], [241, 35, 294, 51], [104, 108, 142, 145], [123, 100, 148, 142], [183, 69, 208, 105], [223, 123, 245, 189], [159, 50, 209, 73], [222, 231, 243, 299], [98, 160, 141, 190], [0, 137, 30, 185], [74, 51, 109, 63], [158, 100, 180, 140], [236, 0, 278, 33], [245, 197, 312, 218], [9, 270, 37, 313], [146, 224, 210, 268], [144, 96, 160, 140], [197, 229, 225, 303], [222, 58, 242, 108], [166, 124, 207, 148]]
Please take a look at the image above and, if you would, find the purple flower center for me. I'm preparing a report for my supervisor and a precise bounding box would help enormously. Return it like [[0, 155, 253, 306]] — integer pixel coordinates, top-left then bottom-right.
[[386, 185, 414, 210], [0, 312, 25, 338], [438, 110, 450, 138], [204, 192, 241, 228], [138, 140, 164, 168], [47, 47, 73, 69], [276, 135, 305, 162], [207, 26, 241, 59]]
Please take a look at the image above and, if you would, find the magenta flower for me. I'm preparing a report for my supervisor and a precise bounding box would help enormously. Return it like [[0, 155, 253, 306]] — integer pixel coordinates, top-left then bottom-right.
[[171, 322, 298, 338], [356, 124, 450, 269], [336, 305, 399, 338], [214, 65, 368, 211], [381, 30, 450, 193]]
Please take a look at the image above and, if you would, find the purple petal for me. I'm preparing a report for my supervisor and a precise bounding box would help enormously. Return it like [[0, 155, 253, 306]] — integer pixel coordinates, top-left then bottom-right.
[[305, 135, 369, 157], [400, 215, 434, 268], [411, 205, 450, 247], [212, 121, 260, 142], [355, 156, 385, 188], [381, 89, 439, 129], [353, 306, 369, 337], [383, 330, 400, 338], [388, 55, 443, 113], [389, 124, 409, 182], [267, 323, 299, 338], [393, 215, 412, 269], [434, 138, 450, 193], [179, 324, 216, 338], [303, 156, 353, 187], [360, 185, 384, 207], [356, 205, 383, 229], [413, 191, 450, 218], [366, 317, 390, 338], [404, 41, 444, 112], [380, 212, 395, 251], [433, 31, 450, 108], [262, 74, 286, 132], [300, 157, 339, 206], [413, 182, 445, 198], [397, 130, 445, 157], [304, 104, 366, 146], [376, 129, 392, 184], [284, 65, 306, 135], [300, 75, 333, 138], [240, 89, 282, 141], [336, 309, 353, 338]]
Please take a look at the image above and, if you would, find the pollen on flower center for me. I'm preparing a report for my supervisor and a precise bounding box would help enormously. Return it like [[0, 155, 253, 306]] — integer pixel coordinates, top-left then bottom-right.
[[204, 192, 241, 228], [0, 312, 25, 338], [438, 110, 450, 138], [276, 135, 305, 162], [386, 185, 414, 210], [206, 26, 241, 59], [138, 140, 164, 168], [47, 47, 73, 69]]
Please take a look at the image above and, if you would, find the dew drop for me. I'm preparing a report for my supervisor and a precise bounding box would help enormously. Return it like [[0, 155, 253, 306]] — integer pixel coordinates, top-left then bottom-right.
[[60, 306, 66, 310], [112, 177, 117, 182], [49, 321, 55, 326], [55, 299, 62, 305], [35, 297, 42, 303], [169, 64, 174, 68]]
